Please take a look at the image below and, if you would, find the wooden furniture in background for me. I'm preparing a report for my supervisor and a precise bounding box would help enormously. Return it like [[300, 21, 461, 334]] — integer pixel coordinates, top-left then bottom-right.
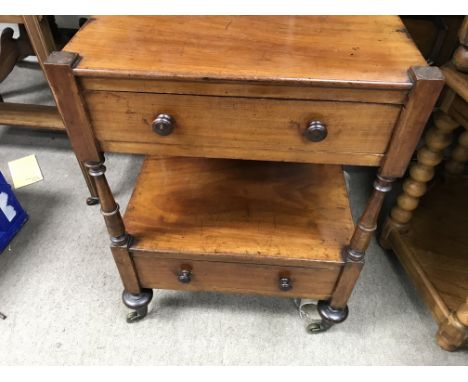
[[401, 16, 464, 66], [0, 16, 60, 119], [452, 17, 468, 72], [381, 16, 468, 351], [0, 16, 98, 204], [44, 16, 442, 331]]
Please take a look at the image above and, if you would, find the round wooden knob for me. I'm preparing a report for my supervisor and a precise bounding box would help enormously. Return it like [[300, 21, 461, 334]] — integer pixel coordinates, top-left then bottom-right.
[[279, 276, 292, 291], [177, 269, 192, 284], [152, 114, 175, 136], [305, 121, 327, 142]]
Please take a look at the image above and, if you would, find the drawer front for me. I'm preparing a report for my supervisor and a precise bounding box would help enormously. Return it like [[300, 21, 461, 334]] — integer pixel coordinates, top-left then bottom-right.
[[132, 255, 341, 299], [85, 90, 401, 165]]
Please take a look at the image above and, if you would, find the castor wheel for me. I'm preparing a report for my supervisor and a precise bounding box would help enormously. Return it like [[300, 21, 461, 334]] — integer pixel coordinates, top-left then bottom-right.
[[306, 320, 332, 334], [296, 299, 349, 333], [316, 300, 348, 330], [122, 288, 153, 323], [126, 306, 148, 323], [295, 299, 334, 334], [86, 196, 100, 206]]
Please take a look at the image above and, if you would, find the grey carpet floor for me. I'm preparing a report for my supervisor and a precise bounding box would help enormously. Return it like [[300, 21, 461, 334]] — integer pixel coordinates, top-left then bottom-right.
[[0, 60, 467, 366]]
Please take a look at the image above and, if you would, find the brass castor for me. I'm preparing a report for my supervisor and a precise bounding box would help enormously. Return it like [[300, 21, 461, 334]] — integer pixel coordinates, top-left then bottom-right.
[[86, 196, 100, 206], [313, 300, 349, 333], [306, 320, 332, 333], [295, 298, 335, 334], [122, 288, 153, 323], [126, 306, 149, 323]]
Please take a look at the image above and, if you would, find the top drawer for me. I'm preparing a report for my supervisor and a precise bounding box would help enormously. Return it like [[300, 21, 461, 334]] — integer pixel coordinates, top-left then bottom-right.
[[84, 90, 401, 166]]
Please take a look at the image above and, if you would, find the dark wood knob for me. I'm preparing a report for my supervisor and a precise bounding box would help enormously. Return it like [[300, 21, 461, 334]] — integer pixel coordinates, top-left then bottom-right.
[[177, 269, 192, 284], [305, 120, 327, 142], [152, 114, 175, 136], [279, 276, 292, 291]]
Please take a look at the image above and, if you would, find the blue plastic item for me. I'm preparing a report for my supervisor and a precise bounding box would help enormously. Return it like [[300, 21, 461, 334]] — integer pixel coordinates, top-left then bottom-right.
[[0, 171, 28, 253]]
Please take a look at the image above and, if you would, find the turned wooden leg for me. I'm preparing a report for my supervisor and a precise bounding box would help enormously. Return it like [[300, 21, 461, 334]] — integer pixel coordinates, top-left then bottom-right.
[[445, 126, 468, 175], [85, 160, 128, 245], [77, 160, 99, 205], [381, 111, 460, 242], [437, 298, 468, 351], [315, 175, 394, 331], [452, 43, 468, 73], [85, 159, 152, 322]]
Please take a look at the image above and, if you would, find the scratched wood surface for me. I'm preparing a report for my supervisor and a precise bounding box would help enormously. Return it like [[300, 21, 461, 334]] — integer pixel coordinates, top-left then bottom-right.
[[65, 16, 425, 88], [84, 90, 401, 166], [125, 156, 354, 267], [132, 254, 341, 299]]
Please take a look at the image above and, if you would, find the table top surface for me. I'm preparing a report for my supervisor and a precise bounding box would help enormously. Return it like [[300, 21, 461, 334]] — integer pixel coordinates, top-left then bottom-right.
[[65, 16, 426, 89]]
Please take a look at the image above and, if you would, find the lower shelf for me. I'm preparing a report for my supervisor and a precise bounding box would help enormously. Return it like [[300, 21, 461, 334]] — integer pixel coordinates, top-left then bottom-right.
[[387, 176, 468, 324], [124, 156, 354, 298]]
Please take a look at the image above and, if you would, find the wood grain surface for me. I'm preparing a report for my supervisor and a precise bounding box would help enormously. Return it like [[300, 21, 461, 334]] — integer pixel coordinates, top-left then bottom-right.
[[404, 176, 468, 314], [84, 90, 401, 166], [44, 51, 103, 162], [65, 16, 425, 88], [0, 102, 64, 131], [78, 77, 409, 104], [125, 157, 353, 267], [385, 176, 468, 325], [443, 64, 468, 103], [380, 66, 444, 178], [132, 255, 340, 299]]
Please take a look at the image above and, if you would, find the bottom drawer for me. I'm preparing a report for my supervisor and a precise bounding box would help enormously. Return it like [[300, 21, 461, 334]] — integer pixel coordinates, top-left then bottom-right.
[[132, 254, 341, 299]]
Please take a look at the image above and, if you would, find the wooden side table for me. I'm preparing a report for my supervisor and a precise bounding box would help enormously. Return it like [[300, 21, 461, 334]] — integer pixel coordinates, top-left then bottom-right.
[[381, 17, 468, 351], [44, 16, 442, 332]]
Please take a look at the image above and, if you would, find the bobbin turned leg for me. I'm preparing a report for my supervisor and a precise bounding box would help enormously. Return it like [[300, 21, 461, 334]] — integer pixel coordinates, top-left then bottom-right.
[[452, 16, 468, 72], [85, 159, 152, 322], [445, 126, 468, 175], [380, 111, 459, 245], [312, 175, 394, 333]]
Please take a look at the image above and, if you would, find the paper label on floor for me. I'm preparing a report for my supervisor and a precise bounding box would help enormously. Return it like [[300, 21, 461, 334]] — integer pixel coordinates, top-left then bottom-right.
[[7, 154, 43, 189]]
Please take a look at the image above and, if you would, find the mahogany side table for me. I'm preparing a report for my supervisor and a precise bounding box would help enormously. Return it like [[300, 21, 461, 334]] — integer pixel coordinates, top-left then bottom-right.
[[44, 16, 442, 332]]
